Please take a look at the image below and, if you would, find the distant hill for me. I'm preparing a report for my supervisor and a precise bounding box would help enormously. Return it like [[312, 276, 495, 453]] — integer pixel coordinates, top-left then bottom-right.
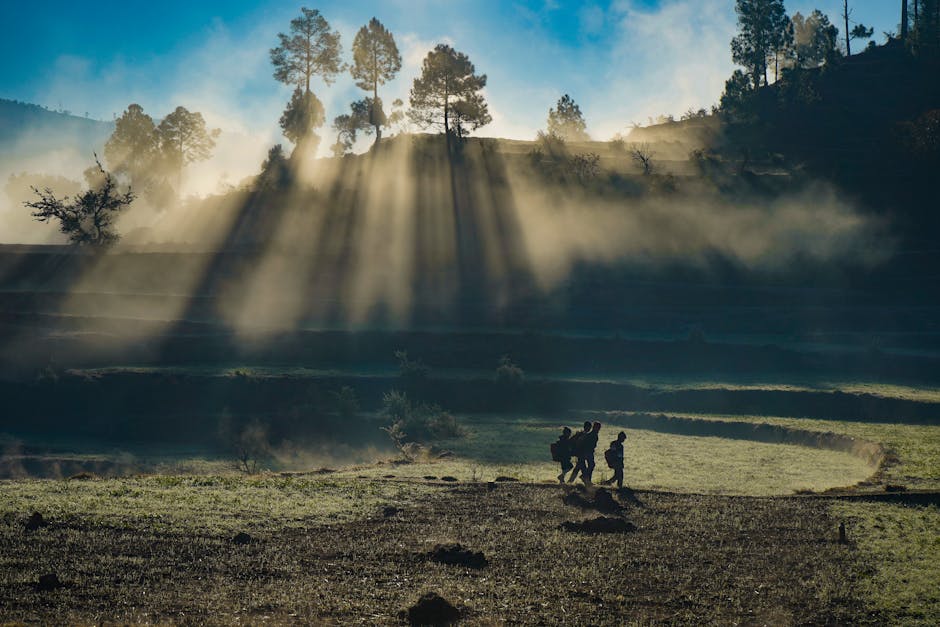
[[0, 99, 112, 166]]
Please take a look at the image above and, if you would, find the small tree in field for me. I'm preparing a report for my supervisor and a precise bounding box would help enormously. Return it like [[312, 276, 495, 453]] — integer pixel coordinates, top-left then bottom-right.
[[547, 94, 590, 142], [631, 144, 655, 175], [24, 156, 134, 247]]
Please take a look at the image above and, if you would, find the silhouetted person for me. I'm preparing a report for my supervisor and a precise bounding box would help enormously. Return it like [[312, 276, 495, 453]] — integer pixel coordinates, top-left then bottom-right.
[[571, 421, 601, 485], [567, 421, 592, 484], [602, 431, 627, 489], [552, 426, 574, 483]]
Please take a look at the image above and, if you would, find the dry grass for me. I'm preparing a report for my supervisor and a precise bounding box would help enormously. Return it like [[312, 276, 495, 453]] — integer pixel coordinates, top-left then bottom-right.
[[0, 482, 879, 625], [830, 501, 940, 626]]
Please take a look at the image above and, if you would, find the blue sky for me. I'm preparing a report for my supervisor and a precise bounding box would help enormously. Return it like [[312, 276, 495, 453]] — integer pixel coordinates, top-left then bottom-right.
[[0, 1, 900, 184]]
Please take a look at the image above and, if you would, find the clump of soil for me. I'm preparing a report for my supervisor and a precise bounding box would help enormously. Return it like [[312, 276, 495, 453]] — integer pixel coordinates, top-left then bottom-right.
[[25, 512, 48, 531], [34, 573, 65, 592], [405, 592, 460, 625], [562, 492, 593, 509], [562, 489, 623, 514], [561, 517, 637, 534], [231, 532, 253, 545], [426, 543, 488, 569], [593, 489, 623, 514]]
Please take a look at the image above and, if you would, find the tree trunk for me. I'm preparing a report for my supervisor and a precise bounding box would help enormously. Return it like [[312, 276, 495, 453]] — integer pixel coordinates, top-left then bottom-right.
[[373, 68, 381, 146], [444, 100, 450, 136], [903, 0, 909, 41], [372, 49, 381, 146], [443, 95, 452, 155], [844, 0, 852, 56], [178, 137, 184, 198]]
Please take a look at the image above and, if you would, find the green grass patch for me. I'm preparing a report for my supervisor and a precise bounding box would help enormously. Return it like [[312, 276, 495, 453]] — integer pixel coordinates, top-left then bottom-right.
[[641, 412, 940, 488], [344, 415, 873, 495], [0, 474, 432, 534], [830, 501, 940, 625]]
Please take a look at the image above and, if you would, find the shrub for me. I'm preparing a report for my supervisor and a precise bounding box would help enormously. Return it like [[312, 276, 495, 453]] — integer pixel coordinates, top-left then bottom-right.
[[569, 153, 601, 182], [229, 419, 272, 474], [330, 386, 359, 421], [395, 350, 428, 386], [535, 130, 568, 158], [381, 390, 463, 445], [495, 355, 525, 387]]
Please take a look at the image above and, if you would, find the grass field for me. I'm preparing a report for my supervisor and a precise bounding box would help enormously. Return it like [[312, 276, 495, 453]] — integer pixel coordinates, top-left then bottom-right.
[[628, 411, 940, 489], [830, 501, 940, 626], [0, 481, 879, 625], [0, 474, 431, 534], [341, 414, 875, 495], [1, 388, 938, 623]]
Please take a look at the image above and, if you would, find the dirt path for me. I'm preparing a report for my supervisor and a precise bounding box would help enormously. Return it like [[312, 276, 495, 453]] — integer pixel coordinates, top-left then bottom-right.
[[0, 482, 883, 625]]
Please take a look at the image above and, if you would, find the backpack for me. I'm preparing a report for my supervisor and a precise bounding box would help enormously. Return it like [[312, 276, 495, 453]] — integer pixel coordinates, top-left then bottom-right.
[[604, 446, 617, 468], [550, 441, 562, 462]]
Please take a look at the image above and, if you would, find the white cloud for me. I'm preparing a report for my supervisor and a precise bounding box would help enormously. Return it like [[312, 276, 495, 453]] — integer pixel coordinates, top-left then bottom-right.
[[591, 0, 737, 138]]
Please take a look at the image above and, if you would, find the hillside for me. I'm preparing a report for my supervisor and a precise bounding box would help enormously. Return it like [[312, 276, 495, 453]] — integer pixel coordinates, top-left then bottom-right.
[[0, 99, 112, 167]]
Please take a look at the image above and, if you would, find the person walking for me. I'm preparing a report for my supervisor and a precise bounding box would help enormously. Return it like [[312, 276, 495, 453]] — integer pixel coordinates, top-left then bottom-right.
[[581, 421, 601, 485], [567, 421, 592, 484], [602, 431, 627, 489], [552, 426, 575, 483]]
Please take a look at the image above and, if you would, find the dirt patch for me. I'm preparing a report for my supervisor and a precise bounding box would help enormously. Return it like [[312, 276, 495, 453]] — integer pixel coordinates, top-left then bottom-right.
[[33, 573, 65, 592], [593, 489, 623, 514], [426, 543, 488, 569], [231, 532, 252, 545], [24, 512, 48, 531], [404, 592, 460, 625], [560, 516, 637, 534], [562, 488, 624, 514]]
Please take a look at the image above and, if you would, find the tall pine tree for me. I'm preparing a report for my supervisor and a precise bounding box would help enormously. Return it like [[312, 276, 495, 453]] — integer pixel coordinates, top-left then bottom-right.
[[731, 0, 790, 89], [350, 18, 402, 145]]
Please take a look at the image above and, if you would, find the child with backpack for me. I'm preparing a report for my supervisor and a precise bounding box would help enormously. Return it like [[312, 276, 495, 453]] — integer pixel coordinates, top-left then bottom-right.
[[602, 431, 627, 489], [551, 426, 575, 483]]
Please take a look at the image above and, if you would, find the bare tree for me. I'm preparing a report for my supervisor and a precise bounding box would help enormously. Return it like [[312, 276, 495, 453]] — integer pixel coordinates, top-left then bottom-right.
[[631, 144, 655, 175], [24, 155, 134, 247], [232, 421, 271, 474]]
